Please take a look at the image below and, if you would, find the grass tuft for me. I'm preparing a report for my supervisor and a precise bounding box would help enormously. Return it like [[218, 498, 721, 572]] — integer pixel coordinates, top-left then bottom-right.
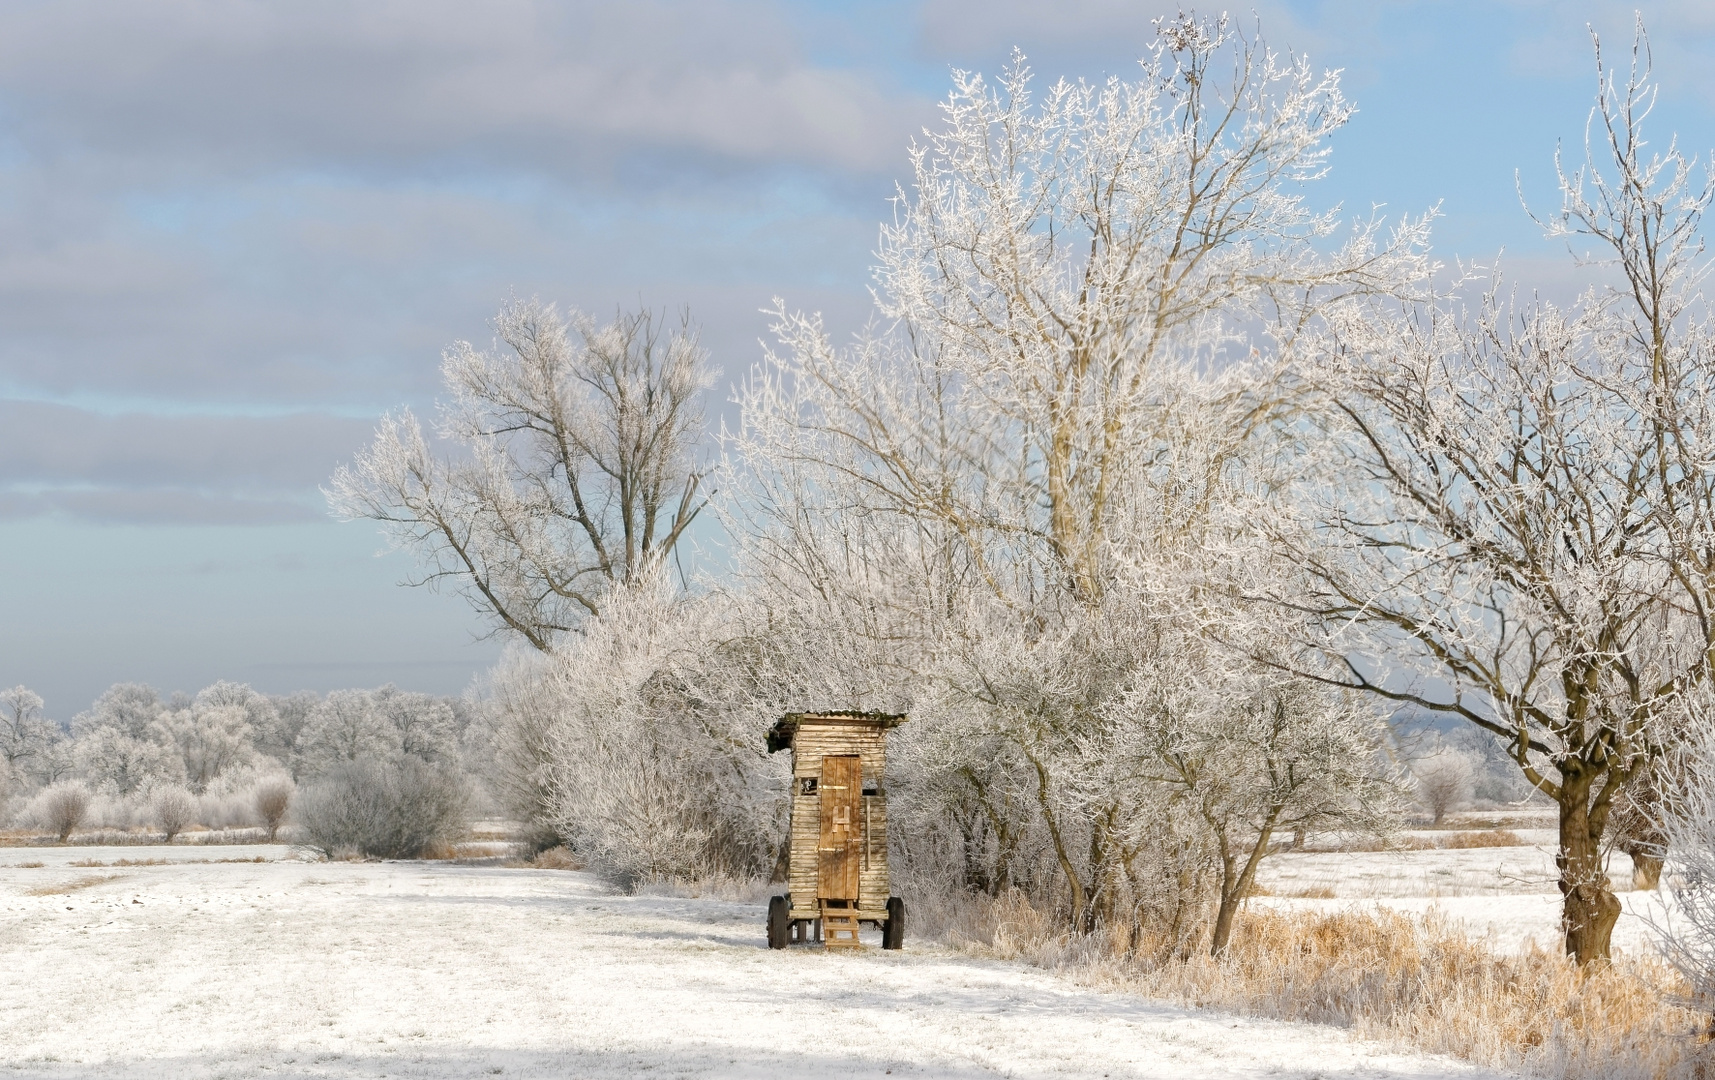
[[26, 874, 121, 896]]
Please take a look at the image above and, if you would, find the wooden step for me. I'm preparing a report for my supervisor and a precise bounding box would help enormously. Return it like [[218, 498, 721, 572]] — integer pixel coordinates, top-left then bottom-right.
[[821, 902, 862, 950]]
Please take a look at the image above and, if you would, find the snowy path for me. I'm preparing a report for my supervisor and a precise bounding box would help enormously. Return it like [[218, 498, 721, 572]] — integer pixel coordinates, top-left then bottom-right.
[[0, 851, 1503, 1079]]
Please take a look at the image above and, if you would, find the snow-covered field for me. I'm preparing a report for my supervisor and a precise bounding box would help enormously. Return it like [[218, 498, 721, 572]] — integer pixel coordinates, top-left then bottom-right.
[[0, 845, 1510, 1080], [1254, 828, 1667, 958]]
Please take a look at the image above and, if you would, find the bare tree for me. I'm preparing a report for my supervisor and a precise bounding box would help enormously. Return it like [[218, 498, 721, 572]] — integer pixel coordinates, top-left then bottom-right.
[[330, 301, 711, 652], [295, 758, 470, 860], [1282, 24, 1709, 964]]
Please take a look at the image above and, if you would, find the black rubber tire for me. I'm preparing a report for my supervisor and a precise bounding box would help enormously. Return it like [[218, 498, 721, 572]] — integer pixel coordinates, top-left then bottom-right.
[[767, 895, 790, 949], [882, 896, 905, 950]]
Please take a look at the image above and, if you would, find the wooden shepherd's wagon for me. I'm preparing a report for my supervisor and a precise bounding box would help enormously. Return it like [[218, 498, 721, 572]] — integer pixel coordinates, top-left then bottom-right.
[[764, 711, 906, 950]]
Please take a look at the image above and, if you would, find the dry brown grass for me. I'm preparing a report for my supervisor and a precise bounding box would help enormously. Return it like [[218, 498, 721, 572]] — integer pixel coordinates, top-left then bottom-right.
[[527, 845, 582, 871], [1326, 829, 1528, 853], [416, 841, 509, 862], [1, 826, 271, 847], [1156, 909, 1701, 1079], [76, 857, 267, 866], [1437, 829, 1527, 849], [16, 861, 44, 868], [25, 874, 121, 896], [932, 896, 1704, 1079]]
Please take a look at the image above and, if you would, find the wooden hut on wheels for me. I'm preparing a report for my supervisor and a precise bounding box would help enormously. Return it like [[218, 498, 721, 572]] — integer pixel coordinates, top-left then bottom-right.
[[765, 711, 906, 950]]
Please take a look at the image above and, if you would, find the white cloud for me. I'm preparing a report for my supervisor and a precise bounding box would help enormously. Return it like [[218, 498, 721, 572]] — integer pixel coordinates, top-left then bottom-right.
[[0, 0, 930, 180]]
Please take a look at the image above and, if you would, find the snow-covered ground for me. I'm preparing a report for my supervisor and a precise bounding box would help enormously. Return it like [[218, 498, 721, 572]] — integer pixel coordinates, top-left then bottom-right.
[[0, 846, 1507, 1080], [1255, 833, 1666, 957]]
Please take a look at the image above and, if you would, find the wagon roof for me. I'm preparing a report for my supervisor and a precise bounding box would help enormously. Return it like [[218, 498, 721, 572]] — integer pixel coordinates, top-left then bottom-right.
[[765, 710, 908, 753]]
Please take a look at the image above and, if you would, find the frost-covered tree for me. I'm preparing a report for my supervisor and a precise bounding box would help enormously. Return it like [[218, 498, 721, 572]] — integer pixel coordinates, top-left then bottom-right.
[[151, 784, 196, 842], [150, 704, 255, 794], [521, 578, 782, 883], [1654, 709, 1715, 1008], [468, 650, 566, 849], [1412, 751, 1475, 826], [195, 682, 278, 745], [259, 690, 319, 776], [0, 685, 63, 788], [71, 684, 180, 794], [1281, 26, 1710, 964], [1611, 761, 1669, 890], [1121, 666, 1399, 954], [727, 13, 1421, 943], [375, 688, 459, 764], [296, 689, 394, 776], [73, 683, 164, 742], [330, 302, 712, 652], [73, 726, 181, 795]]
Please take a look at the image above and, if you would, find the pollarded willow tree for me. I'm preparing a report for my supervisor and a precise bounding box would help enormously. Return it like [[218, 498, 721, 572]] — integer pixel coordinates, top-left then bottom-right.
[[330, 301, 712, 652], [1279, 26, 1714, 965], [730, 13, 1424, 948]]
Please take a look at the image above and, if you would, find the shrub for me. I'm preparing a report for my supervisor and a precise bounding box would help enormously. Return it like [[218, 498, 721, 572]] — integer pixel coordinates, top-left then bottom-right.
[[253, 778, 293, 841], [152, 786, 196, 842], [295, 758, 469, 859], [1412, 751, 1475, 826], [41, 782, 90, 842]]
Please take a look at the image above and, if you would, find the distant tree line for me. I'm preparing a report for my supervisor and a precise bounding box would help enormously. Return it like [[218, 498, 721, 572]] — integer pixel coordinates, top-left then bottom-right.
[[0, 680, 486, 858]]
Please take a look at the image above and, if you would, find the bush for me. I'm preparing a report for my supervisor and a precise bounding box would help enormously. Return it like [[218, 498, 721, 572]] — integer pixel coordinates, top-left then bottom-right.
[[295, 759, 469, 859], [152, 786, 196, 842], [41, 782, 90, 842], [253, 778, 293, 841], [1412, 751, 1474, 825]]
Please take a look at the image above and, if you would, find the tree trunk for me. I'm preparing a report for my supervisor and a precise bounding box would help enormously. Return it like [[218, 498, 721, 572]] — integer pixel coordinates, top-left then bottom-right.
[[1209, 820, 1277, 956], [1210, 867, 1241, 957], [1027, 752, 1087, 931], [1625, 846, 1663, 892], [1557, 776, 1621, 965]]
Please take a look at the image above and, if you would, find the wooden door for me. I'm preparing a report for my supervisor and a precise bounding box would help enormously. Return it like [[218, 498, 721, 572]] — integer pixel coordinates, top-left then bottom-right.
[[818, 754, 862, 901]]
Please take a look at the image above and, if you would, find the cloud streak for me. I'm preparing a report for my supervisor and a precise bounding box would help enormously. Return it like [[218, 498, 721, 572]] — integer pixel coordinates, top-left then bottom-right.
[[0, 0, 929, 181], [0, 401, 375, 524]]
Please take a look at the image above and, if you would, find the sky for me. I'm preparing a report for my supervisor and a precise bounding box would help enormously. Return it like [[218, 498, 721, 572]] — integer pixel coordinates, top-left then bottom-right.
[[2, 0, 1713, 720]]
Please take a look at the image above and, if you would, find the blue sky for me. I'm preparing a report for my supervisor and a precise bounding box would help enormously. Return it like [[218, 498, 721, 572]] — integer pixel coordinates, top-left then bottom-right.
[[1, 0, 1711, 718]]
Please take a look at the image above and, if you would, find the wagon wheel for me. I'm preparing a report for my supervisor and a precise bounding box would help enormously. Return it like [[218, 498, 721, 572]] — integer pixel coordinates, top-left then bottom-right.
[[767, 895, 790, 949], [882, 896, 905, 950]]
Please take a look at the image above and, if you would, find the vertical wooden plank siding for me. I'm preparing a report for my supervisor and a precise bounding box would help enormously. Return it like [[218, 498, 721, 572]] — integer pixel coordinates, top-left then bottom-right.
[[817, 754, 861, 900], [784, 715, 895, 913]]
